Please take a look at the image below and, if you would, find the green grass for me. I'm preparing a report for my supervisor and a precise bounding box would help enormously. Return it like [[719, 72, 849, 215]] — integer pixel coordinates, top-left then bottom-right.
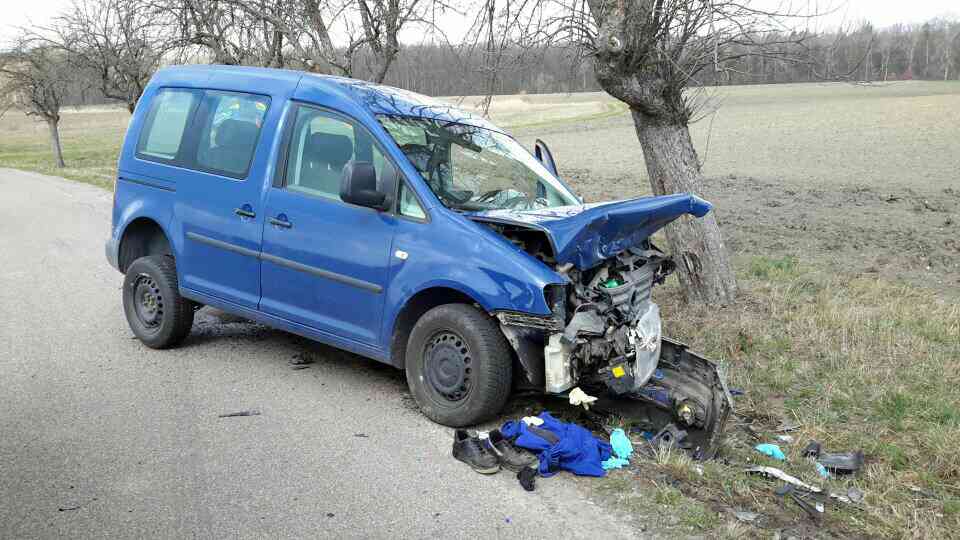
[[622, 258, 960, 538], [0, 108, 127, 188]]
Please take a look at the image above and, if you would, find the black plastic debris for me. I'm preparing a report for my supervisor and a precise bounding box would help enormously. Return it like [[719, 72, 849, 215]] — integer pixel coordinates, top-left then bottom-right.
[[289, 353, 314, 366], [218, 410, 261, 418], [818, 450, 864, 475], [517, 466, 537, 492], [777, 484, 824, 523], [802, 440, 822, 458], [801, 440, 864, 474], [650, 423, 690, 450]]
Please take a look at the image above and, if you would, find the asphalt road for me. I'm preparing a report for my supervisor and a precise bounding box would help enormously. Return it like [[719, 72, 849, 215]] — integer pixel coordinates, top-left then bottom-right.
[[0, 169, 635, 539]]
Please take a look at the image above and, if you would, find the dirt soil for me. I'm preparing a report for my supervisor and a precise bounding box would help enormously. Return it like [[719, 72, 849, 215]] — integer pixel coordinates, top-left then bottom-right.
[[494, 81, 960, 297], [564, 171, 960, 297]]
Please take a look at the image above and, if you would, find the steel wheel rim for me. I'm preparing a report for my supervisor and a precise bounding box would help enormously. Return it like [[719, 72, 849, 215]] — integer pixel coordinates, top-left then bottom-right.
[[423, 330, 472, 403], [132, 273, 163, 331]]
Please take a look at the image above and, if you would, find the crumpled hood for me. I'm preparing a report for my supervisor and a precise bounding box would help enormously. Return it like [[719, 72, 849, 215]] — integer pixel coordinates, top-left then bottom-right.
[[466, 193, 712, 270]]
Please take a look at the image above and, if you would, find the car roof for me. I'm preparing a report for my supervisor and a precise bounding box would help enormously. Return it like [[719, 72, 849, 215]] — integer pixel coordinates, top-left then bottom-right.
[[153, 65, 501, 132]]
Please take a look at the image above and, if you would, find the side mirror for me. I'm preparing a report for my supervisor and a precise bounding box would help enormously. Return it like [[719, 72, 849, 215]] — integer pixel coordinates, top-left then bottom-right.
[[534, 139, 559, 177], [340, 161, 388, 210]]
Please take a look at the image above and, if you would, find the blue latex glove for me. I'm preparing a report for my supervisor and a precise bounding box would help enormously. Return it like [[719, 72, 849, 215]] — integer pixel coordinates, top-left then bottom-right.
[[602, 456, 630, 470], [755, 443, 786, 461], [609, 428, 634, 460], [601, 428, 634, 470]]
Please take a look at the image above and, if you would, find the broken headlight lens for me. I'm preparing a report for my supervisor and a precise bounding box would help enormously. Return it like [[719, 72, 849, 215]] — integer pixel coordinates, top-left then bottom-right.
[[543, 283, 567, 323], [630, 301, 662, 388]]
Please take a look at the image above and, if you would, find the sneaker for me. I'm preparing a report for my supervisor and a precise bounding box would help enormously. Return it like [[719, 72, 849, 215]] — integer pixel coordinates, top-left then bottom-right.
[[486, 429, 538, 472], [453, 429, 500, 474]]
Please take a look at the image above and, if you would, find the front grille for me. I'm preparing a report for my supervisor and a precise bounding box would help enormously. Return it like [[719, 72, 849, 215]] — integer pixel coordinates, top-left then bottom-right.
[[495, 311, 564, 331]]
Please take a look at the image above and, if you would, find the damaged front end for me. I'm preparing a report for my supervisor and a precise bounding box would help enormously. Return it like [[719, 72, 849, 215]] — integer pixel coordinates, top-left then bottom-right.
[[474, 195, 733, 454]]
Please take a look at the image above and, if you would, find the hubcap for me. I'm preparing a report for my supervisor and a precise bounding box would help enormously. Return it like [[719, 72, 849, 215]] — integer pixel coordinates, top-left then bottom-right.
[[424, 331, 472, 402], [133, 274, 163, 328]]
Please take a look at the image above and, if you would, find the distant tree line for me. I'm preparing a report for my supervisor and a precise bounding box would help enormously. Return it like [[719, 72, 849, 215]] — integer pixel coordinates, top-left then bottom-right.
[[701, 19, 960, 85], [382, 18, 960, 95]]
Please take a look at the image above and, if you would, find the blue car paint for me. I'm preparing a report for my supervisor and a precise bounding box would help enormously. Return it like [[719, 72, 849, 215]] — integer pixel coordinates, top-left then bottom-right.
[[108, 65, 714, 369], [466, 194, 713, 270]]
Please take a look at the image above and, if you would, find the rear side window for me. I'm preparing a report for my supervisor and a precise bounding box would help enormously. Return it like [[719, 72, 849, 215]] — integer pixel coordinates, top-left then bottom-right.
[[194, 91, 270, 178], [136, 89, 199, 161]]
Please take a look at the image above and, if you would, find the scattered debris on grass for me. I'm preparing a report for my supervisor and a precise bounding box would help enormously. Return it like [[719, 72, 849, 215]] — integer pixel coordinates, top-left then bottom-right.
[[733, 510, 759, 523]]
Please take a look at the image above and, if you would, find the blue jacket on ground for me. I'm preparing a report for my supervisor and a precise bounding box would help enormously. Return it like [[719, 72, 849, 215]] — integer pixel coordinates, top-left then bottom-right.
[[501, 412, 612, 477]]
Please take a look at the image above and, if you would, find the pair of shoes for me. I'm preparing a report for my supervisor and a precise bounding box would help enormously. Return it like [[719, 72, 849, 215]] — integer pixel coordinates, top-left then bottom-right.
[[452, 429, 538, 474]]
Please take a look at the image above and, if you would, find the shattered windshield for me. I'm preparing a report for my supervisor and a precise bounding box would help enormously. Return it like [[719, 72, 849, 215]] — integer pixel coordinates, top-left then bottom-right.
[[376, 115, 579, 211]]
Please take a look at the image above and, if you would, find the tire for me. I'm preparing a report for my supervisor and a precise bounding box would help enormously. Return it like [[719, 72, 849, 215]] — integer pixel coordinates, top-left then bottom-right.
[[405, 304, 512, 427], [122, 255, 194, 349]]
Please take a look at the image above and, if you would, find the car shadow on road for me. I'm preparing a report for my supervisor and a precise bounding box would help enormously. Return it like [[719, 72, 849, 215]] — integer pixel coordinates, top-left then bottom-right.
[[180, 307, 577, 427]]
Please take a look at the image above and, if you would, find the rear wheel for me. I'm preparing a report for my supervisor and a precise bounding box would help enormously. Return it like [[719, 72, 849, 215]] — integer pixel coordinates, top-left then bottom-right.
[[405, 304, 512, 427], [122, 255, 194, 349]]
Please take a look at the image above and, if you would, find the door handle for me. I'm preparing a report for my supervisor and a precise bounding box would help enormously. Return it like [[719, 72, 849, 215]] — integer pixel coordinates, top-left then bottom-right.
[[269, 216, 292, 229], [234, 207, 256, 218]]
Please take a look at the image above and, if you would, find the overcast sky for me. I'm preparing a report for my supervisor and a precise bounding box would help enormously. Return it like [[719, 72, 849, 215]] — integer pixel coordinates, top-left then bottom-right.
[[2, 0, 957, 45]]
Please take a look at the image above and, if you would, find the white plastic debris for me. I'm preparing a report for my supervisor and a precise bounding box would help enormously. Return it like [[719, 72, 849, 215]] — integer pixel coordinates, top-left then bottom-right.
[[745, 465, 822, 493], [568, 387, 599, 410], [733, 510, 759, 523], [521, 416, 544, 426]]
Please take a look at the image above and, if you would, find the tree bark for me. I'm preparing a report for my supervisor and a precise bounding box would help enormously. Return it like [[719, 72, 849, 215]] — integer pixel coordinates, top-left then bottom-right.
[[46, 117, 66, 168], [632, 110, 737, 305]]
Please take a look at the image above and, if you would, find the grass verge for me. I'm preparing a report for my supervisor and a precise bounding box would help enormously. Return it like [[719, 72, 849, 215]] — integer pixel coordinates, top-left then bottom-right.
[[592, 256, 959, 538], [0, 133, 119, 189]]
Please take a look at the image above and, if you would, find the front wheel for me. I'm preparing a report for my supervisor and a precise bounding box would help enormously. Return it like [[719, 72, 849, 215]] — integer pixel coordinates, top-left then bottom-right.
[[405, 304, 513, 427], [122, 255, 194, 349]]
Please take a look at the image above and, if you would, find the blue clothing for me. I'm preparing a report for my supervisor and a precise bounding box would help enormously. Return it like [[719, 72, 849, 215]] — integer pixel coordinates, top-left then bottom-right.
[[501, 412, 612, 477]]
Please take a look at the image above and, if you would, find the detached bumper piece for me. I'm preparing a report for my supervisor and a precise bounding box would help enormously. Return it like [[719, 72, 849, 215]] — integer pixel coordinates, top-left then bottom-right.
[[612, 337, 733, 458]]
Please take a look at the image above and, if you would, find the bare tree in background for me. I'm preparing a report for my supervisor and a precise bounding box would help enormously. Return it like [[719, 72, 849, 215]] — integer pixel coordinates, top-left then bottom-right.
[[463, 0, 542, 114], [0, 37, 77, 167], [162, 0, 285, 66], [189, 0, 442, 82], [507, 0, 821, 305], [38, 0, 173, 113]]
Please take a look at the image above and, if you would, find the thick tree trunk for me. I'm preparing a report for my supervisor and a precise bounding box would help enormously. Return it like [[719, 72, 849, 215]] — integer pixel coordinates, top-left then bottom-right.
[[632, 110, 737, 305], [46, 117, 66, 168]]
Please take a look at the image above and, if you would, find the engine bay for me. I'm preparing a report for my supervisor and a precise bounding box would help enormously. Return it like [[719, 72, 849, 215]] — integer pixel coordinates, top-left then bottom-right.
[[487, 222, 733, 455]]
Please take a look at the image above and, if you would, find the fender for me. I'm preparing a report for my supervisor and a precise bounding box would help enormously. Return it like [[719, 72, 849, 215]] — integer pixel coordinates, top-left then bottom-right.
[[379, 208, 569, 365], [107, 179, 176, 271]]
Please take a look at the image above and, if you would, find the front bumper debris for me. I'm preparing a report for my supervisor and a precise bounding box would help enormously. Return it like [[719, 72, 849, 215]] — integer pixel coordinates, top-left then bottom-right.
[[629, 337, 733, 456]]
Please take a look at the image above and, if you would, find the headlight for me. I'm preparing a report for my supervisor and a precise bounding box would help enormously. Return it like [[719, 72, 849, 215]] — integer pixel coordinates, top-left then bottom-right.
[[543, 283, 567, 322], [631, 301, 662, 388]]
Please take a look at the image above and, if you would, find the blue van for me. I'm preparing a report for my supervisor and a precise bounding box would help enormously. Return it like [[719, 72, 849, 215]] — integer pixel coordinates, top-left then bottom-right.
[[107, 65, 730, 431]]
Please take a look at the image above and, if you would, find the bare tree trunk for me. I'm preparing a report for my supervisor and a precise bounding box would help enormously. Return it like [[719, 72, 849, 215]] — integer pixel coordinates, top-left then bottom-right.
[[46, 117, 66, 168], [632, 111, 737, 305]]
